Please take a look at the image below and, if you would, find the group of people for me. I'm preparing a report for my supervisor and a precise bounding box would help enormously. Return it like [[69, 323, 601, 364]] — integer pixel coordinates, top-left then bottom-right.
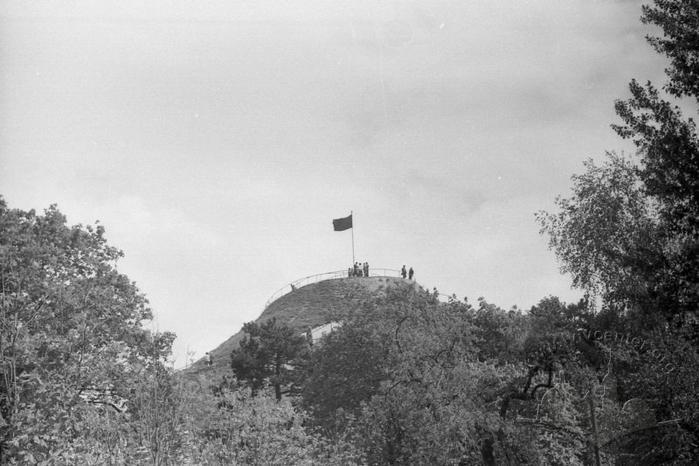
[[347, 263, 415, 280], [349, 261, 370, 277]]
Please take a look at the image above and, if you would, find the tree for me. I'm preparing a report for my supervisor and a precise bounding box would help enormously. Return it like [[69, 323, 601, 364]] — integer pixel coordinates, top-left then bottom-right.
[[536, 153, 669, 326], [539, 0, 699, 324], [302, 287, 565, 464], [537, 0, 699, 461], [302, 322, 390, 433], [471, 297, 529, 363], [641, 0, 699, 101], [231, 317, 309, 401], [172, 375, 364, 465], [613, 0, 699, 323], [0, 197, 175, 463]]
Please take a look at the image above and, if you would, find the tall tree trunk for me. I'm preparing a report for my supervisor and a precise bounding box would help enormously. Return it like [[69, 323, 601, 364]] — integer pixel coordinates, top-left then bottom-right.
[[480, 435, 496, 466], [274, 358, 282, 401], [588, 391, 601, 466]]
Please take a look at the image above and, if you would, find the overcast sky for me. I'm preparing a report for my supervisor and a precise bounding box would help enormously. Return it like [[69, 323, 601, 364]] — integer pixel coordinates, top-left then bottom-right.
[[1, 0, 667, 367]]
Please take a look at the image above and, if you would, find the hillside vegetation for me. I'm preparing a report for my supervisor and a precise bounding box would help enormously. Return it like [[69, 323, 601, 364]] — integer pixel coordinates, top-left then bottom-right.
[[2, 1, 698, 463], [2, 194, 698, 464], [185, 276, 418, 378]]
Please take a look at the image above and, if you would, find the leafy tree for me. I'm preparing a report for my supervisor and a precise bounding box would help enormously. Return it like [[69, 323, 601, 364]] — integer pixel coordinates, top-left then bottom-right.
[[536, 153, 670, 326], [231, 317, 309, 401], [303, 287, 575, 464], [471, 297, 529, 363], [641, 0, 699, 101], [302, 321, 390, 433], [537, 0, 699, 461], [613, 81, 698, 320], [539, 0, 698, 326], [613, 0, 699, 324], [0, 197, 175, 463], [174, 375, 363, 465]]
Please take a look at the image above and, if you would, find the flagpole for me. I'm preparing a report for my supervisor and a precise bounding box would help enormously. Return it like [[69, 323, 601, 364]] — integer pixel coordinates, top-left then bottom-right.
[[351, 210, 355, 264]]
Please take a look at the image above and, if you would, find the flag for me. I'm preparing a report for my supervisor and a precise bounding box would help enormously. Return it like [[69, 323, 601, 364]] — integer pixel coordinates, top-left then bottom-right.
[[332, 214, 353, 231]]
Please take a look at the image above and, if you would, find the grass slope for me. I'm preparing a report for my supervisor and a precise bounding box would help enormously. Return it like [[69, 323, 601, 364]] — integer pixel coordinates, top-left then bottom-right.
[[183, 276, 417, 380]]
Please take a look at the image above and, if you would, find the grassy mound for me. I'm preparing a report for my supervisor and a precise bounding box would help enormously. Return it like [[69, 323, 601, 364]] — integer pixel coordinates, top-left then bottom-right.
[[183, 276, 417, 379]]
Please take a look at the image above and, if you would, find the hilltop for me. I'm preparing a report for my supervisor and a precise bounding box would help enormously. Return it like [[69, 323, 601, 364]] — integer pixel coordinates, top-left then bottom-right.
[[184, 275, 419, 379]]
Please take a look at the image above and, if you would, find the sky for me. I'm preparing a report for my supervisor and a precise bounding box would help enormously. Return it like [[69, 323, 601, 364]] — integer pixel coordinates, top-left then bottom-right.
[[0, 0, 668, 367]]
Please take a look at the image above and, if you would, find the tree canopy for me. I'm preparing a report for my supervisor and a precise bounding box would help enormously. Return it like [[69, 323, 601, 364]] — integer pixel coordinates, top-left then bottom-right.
[[230, 317, 309, 401], [2, 1, 698, 463], [0, 197, 175, 463], [537, 0, 699, 461]]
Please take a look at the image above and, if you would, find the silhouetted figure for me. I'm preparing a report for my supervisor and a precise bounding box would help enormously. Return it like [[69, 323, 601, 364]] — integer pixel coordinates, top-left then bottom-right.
[[364, 262, 369, 277], [354, 262, 360, 277], [408, 267, 414, 280], [401, 265, 407, 279], [206, 352, 213, 367], [348, 267, 353, 277]]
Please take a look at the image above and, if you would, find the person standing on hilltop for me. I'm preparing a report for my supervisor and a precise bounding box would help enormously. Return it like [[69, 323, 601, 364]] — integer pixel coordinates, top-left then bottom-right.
[[408, 267, 414, 280], [364, 262, 369, 277], [401, 265, 407, 279], [206, 352, 213, 367]]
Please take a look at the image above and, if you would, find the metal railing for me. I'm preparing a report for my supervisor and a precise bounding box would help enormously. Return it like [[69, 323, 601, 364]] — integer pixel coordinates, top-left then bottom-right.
[[263, 268, 402, 309]]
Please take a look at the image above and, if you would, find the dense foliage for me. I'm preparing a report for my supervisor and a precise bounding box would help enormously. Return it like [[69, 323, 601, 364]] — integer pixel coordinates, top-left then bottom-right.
[[0, 197, 177, 463], [2, 0, 697, 463], [535, 0, 699, 461], [0, 199, 358, 465], [231, 318, 309, 401]]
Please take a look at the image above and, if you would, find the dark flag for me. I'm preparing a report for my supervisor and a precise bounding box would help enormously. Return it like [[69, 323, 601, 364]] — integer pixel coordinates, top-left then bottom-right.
[[333, 214, 353, 231]]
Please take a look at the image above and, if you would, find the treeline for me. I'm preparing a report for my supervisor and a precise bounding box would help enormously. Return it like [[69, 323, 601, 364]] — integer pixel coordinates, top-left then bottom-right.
[[266, 2, 699, 462], [2, 0, 697, 463], [1, 198, 696, 464], [0, 198, 359, 464], [209, 0, 699, 462], [228, 288, 698, 464]]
